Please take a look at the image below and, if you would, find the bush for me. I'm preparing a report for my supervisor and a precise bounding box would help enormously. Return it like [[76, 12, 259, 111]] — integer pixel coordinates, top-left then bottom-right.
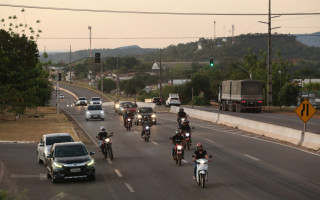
[[193, 96, 209, 106]]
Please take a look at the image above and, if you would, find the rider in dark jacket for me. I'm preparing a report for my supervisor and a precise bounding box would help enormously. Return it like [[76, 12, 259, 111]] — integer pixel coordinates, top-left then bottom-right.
[[171, 130, 185, 159], [192, 143, 209, 181], [177, 108, 187, 124], [96, 126, 109, 152], [141, 116, 151, 137]]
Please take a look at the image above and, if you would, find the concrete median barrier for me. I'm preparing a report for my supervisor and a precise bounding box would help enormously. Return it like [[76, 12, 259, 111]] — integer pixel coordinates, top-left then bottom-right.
[[169, 106, 320, 151]]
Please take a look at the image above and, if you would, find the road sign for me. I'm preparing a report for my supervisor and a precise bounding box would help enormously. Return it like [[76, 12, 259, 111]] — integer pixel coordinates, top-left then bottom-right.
[[152, 63, 160, 70], [295, 99, 317, 123]]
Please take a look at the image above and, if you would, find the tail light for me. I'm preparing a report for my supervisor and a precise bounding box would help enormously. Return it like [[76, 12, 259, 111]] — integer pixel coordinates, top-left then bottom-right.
[[258, 101, 263, 103], [241, 101, 246, 103]]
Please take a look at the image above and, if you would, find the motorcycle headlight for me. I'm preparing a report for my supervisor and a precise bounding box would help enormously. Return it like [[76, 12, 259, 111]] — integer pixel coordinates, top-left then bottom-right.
[[115, 104, 119, 108], [128, 118, 131, 121], [177, 145, 182, 150], [138, 115, 142, 119], [200, 160, 206, 164], [87, 159, 95, 166], [105, 138, 110, 143], [146, 126, 150, 130], [186, 133, 190, 137], [151, 114, 156, 118], [53, 162, 63, 168]]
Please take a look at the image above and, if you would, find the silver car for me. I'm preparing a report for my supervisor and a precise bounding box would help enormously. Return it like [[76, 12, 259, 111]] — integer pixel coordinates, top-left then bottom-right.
[[85, 104, 105, 121], [37, 133, 74, 166], [90, 97, 102, 105]]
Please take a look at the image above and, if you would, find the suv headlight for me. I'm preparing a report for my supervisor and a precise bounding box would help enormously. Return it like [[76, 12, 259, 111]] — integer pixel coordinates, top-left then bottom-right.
[[53, 162, 63, 168], [101, 111, 104, 114], [138, 115, 142, 119], [87, 159, 95, 166], [151, 114, 156, 118]]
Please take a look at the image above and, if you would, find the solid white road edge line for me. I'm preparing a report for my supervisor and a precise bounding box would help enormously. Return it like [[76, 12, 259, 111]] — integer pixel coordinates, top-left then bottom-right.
[[205, 138, 215, 143]]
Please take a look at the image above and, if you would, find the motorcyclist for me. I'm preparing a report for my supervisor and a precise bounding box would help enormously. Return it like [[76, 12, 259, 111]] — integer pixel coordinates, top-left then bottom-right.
[[123, 110, 134, 127], [180, 118, 191, 132], [96, 126, 109, 152], [141, 116, 151, 137], [177, 107, 187, 124], [171, 130, 185, 159], [192, 142, 209, 181]]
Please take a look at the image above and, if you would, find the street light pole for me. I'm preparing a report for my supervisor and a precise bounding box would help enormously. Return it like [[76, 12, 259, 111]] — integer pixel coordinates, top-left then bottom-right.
[[159, 49, 162, 100]]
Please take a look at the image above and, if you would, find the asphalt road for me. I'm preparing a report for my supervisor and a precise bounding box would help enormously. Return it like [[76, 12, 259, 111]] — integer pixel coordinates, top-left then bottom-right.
[[1, 84, 320, 200]]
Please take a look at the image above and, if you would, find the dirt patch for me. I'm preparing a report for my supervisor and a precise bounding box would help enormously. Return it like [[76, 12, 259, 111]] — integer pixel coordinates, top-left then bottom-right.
[[0, 107, 93, 145]]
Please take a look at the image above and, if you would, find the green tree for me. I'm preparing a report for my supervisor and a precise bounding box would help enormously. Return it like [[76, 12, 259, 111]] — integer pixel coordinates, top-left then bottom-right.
[[123, 78, 145, 96], [0, 28, 51, 115], [98, 78, 117, 93], [279, 83, 300, 106]]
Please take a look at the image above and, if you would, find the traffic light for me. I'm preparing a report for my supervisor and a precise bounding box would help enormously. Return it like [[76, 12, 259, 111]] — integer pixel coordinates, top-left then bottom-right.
[[95, 53, 100, 63], [58, 73, 61, 81], [210, 58, 214, 67]]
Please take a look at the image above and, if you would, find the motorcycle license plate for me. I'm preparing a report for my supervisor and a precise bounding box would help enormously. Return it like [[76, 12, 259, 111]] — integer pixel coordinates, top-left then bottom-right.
[[70, 168, 81, 172]]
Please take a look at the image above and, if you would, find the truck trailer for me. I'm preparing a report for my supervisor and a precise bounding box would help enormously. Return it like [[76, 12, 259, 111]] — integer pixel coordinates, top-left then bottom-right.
[[218, 80, 264, 113]]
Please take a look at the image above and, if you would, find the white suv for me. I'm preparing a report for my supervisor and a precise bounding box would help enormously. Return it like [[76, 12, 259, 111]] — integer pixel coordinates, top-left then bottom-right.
[[37, 133, 74, 166], [90, 97, 102, 105], [76, 97, 87, 106], [166, 97, 181, 107], [85, 104, 105, 121]]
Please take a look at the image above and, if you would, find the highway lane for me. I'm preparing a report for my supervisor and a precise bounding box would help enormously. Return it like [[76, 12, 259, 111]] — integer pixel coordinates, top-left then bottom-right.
[[2, 85, 320, 199], [60, 83, 320, 134]]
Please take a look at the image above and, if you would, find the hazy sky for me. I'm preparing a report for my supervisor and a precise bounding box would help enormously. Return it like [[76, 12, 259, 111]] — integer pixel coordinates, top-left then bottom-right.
[[1, 0, 320, 52]]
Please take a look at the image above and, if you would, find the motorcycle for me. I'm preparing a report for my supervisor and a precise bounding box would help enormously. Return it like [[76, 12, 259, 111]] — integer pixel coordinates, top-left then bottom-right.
[[126, 117, 132, 131], [182, 127, 194, 150], [184, 131, 192, 150], [141, 124, 151, 142], [99, 133, 114, 160], [170, 139, 184, 166], [193, 155, 212, 188]]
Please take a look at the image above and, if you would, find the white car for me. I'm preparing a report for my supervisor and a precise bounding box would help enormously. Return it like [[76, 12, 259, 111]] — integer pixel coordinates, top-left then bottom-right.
[[165, 97, 181, 107], [76, 97, 87, 106], [90, 97, 102, 105], [37, 133, 74, 166], [85, 104, 105, 121]]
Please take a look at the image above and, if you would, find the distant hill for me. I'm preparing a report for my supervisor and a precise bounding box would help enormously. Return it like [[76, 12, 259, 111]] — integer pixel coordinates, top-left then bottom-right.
[[295, 32, 320, 47], [42, 33, 320, 64], [42, 45, 156, 63]]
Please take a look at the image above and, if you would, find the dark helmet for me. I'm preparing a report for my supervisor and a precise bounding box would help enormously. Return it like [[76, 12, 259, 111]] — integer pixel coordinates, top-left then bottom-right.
[[144, 116, 148, 121], [179, 108, 184, 112], [100, 126, 105, 132], [175, 129, 181, 135]]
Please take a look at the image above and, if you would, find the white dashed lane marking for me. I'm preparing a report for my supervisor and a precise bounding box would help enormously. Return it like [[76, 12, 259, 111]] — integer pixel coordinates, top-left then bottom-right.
[[114, 169, 123, 177], [244, 154, 261, 161], [125, 182, 135, 193]]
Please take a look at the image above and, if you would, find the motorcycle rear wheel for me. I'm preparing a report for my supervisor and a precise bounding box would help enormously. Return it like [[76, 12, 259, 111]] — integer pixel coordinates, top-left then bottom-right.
[[178, 154, 181, 166], [109, 148, 113, 160]]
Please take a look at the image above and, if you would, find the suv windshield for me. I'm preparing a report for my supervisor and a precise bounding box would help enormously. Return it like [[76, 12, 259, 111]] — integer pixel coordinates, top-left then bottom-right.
[[46, 136, 74, 145], [79, 98, 86, 100], [54, 145, 88, 157], [92, 98, 100, 101], [139, 108, 153, 113], [88, 105, 102, 110]]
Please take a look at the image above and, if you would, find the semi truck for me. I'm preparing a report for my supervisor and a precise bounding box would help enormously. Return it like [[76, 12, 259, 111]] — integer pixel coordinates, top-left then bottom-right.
[[218, 80, 264, 113]]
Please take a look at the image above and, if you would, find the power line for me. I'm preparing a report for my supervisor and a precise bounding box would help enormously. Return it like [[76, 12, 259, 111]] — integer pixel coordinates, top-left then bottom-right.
[[1, 4, 320, 16], [37, 34, 320, 40]]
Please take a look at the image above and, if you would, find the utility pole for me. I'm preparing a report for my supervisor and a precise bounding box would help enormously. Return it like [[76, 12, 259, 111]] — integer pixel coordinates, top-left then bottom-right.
[[267, 0, 272, 106], [88, 26, 92, 57], [69, 45, 72, 84], [214, 21, 216, 40], [258, 0, 281, 106], [159, 49, 162, 100]]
